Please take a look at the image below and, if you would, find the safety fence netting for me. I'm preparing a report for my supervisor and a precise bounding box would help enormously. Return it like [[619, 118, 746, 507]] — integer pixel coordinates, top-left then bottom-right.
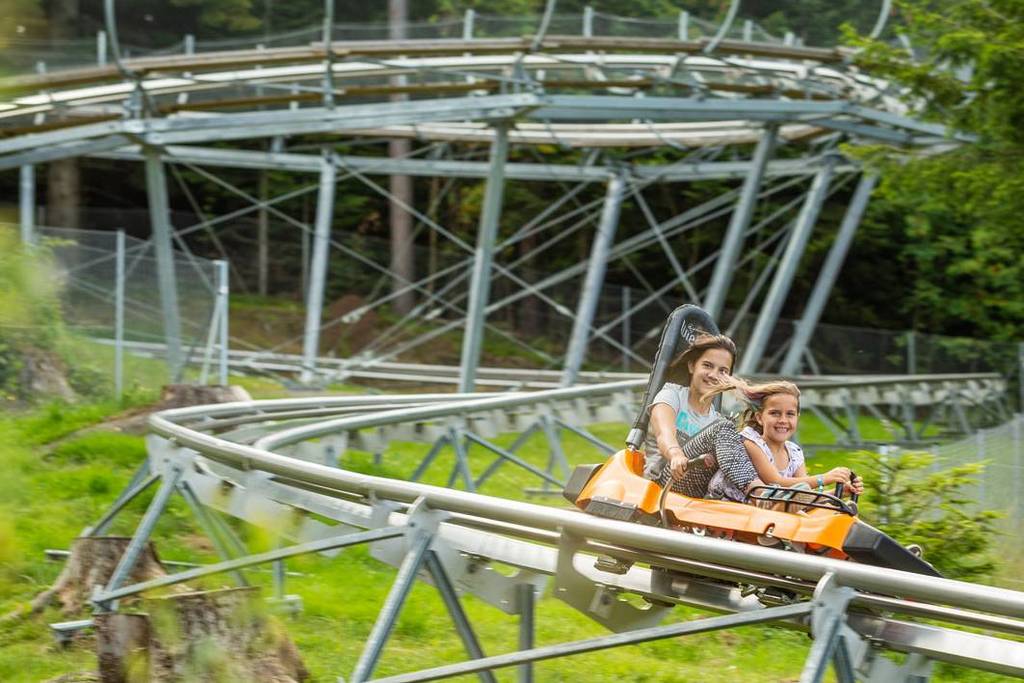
[[0, 5, 888, 74], [932, 414, 1024, 585], [2, 223, 221, 385]]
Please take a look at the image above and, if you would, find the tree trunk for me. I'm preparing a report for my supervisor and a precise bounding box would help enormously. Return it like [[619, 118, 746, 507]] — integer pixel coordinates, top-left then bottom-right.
[[426, 174, 441, 296], [46, 0, 81, 229], [518, 234, 541, 336], [47, 159, 80, 228], [388, 0, 414, 314]]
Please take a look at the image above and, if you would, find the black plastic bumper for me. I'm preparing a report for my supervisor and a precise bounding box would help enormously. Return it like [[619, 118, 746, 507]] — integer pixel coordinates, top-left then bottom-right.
[[842, 521, 942, 577]]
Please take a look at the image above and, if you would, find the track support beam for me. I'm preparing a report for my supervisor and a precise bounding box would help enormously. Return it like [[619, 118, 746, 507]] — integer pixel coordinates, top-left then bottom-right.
[[562, 174, 626, 387], [704, 125, 776, 319], [143, 147, 184, 380], [300, 153, 337, 384], [458, 125, 509, 393], [781, 173, 877, 375], [739, 156, 837, 375]]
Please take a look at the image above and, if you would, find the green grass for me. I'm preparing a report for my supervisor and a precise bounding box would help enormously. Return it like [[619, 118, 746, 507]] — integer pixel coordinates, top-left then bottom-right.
[[0, 398, 1014, 681]]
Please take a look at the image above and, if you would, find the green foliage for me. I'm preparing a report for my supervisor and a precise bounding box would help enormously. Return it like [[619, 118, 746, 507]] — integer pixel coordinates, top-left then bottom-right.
[[170, 0, 260, 32], [0, 230, 62, 349], [0, 0, 47, 41], [844, 1, 1024, 339], [0, 230, 66, 400], [15, 400, 126, 446], [854, 449, 999, 581]]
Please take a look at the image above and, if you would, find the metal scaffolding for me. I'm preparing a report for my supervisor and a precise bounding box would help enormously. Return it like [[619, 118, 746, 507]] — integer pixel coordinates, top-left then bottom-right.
[[0, 5, 964, 383]]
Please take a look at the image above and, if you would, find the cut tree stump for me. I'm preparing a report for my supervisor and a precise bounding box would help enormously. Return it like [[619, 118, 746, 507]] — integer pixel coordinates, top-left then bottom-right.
[[27, 537, 168, 617], [156, 384, 252, 410], [95, 587, 308, 683]]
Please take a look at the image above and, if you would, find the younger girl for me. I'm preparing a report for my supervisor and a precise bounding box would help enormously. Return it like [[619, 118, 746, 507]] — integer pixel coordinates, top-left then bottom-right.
[[702, 379, 863, 503]]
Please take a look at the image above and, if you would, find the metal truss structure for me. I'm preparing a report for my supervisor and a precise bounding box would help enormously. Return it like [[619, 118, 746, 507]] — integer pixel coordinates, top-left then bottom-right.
[[1, 2, 969, 389], [56, 385, 1024, 682]]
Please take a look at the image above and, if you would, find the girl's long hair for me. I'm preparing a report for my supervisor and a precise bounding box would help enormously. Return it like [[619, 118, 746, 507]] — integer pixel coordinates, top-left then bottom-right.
[[702, 376, 801, 433], [666, 333, 737, 385]]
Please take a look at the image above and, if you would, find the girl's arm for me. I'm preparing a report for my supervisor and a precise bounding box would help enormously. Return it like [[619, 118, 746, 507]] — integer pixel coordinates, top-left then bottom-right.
[[651, 403, 694, 480], [651, 403, 682, 457], [744, 440, 855, 491], [795, 461, 864, 496]]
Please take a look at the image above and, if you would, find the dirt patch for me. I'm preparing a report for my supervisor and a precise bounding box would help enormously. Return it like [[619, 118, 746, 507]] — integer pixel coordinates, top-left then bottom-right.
[[320, 294, 379, 356]]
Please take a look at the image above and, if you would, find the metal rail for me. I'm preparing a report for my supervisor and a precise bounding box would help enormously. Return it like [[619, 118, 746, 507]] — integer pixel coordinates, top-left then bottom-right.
[[91, 336, 1008, 447], [65, 377, 1024, 681]]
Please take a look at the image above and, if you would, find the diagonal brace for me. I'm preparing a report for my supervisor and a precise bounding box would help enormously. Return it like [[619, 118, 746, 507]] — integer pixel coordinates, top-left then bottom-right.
[[370, 602, 812, 683], [95, 465, 184, 610], [83, 461, 157, 537], [424, 551, 497, 683], [95, 526, 404, 606], [351, 530, 434, 682]]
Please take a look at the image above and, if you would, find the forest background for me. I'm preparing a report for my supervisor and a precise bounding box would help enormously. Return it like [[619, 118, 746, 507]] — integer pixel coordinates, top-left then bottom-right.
[[1, 0, 1022, 346]]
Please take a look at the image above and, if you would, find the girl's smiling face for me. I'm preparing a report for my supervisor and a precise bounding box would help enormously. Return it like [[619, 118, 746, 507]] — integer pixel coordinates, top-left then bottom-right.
[[756, 393, 800, 444], [687, 348, 733, 400]]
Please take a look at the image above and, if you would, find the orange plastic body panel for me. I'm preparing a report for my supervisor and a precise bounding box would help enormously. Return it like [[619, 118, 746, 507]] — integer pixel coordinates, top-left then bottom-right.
[[577, 448, 856, 558]]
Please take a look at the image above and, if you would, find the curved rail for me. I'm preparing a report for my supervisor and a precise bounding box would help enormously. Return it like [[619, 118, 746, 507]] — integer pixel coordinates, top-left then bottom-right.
[[0, 30, 958, 171], [151, 391, 1018, 615], [68, 377, 1024, 681]]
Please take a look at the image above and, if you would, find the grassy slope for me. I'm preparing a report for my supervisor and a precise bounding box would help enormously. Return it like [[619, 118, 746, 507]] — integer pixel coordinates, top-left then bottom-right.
[[0, 398, 1012, 682]]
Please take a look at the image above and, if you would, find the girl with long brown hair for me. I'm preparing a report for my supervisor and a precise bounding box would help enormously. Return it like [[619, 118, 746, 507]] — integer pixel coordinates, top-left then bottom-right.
[[645, 333, 761, 499]]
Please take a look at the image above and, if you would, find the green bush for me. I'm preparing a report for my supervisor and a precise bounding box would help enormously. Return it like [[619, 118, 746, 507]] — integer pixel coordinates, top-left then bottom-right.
[[855, 450, 999, 581], [0, 228, 66, 400]]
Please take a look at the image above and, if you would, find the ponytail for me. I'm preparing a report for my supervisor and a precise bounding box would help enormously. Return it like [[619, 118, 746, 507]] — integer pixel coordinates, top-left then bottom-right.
[[701, 377, 801, 433]]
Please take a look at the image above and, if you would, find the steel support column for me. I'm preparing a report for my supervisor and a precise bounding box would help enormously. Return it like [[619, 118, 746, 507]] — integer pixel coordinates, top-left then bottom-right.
[[738, 157, 837, 375], [424, 551, 497, 683], [300, 154, 336, 384], [19, 165, 34, 245], [780, 173, 876, 375], [217, 259, 229, 385], [517, 583, 535, 683], [321, 0, 335, 108], [458, 125, 509, 393], [143, 147, 184, 379], [561, 174, 625, 387], [704, 126, 776, 320], [114, 229, 125, 401]]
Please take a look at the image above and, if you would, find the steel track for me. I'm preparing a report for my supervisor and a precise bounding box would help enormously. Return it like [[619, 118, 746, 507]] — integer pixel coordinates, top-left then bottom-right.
[[72, 380, 1024, 680]]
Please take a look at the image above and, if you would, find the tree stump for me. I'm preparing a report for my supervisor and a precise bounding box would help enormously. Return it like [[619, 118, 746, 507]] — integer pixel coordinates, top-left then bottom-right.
[[156, 384, 252, 409], [95, 587, 308, 683], [19, 348, 76, 401], [27, 537, 168, 617]]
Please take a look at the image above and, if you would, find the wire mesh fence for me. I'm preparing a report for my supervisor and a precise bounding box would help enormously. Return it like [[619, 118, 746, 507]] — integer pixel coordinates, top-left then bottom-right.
[[2, 223, 224, 392], [7, 210, 1020, 402], [1, 7, 850, 75], [931, 414, 1024, 583]]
